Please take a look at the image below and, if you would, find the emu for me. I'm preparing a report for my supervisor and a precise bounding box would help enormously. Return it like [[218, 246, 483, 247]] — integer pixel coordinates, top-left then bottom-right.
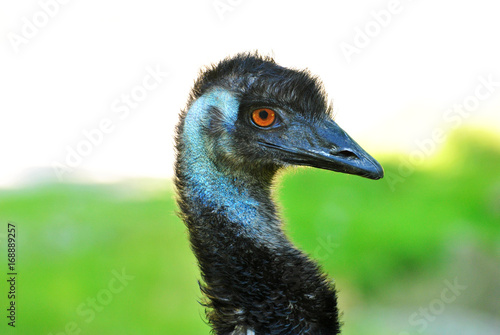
[[174, 53, 383, 335]]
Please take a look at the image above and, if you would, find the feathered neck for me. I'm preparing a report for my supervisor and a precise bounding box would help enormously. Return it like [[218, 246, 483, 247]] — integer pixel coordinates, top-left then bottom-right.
[[174, 89, 341, 334]]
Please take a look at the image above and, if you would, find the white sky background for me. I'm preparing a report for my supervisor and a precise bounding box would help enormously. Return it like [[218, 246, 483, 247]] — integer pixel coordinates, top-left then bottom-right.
[[1, 0, 499, 187]]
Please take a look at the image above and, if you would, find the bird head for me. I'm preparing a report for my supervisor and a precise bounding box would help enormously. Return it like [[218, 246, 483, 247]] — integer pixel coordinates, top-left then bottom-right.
[[182, 53, 384, 181]]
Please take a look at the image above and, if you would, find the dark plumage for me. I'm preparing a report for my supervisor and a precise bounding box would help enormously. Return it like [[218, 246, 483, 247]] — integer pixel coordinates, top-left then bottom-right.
[[174, 53, 383, 335]]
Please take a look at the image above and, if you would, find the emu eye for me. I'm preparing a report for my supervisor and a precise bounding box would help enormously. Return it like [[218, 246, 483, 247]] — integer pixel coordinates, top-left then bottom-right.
[[251, 108, 276, 127]]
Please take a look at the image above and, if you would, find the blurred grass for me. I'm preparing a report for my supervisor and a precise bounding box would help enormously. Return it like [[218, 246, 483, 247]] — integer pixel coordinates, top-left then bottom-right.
[[0, 128, 499, 335]]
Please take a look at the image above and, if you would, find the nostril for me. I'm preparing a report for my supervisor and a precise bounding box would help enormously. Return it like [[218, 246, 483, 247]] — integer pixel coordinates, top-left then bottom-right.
[[330, 148, 359, 160], [338, 150, 358, 160]]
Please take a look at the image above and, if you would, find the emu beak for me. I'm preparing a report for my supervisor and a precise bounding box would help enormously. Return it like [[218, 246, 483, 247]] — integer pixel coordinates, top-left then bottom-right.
[[306, 119, 384, 180], [261, 119, 384, 180]]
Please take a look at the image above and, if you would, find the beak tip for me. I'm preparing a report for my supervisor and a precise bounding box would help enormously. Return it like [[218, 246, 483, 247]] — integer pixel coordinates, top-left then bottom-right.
[[366, 160, 384, 180], [371, 170, 384, 180]]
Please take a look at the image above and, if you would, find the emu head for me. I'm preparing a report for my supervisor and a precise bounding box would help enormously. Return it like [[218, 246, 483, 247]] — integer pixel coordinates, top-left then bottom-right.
[[180, 54, 383, 182]]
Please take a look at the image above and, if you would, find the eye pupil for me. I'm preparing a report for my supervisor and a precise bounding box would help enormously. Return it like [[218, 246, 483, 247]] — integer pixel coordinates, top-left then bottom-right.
[[259, 110, 269, 120]]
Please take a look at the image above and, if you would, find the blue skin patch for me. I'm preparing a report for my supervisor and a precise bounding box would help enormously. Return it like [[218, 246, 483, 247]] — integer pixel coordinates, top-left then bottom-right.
[[182, 88, 262, 229]]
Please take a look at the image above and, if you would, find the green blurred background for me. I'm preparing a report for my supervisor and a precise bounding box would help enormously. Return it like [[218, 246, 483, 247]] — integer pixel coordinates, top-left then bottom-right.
[[1, 128, 499, 335]]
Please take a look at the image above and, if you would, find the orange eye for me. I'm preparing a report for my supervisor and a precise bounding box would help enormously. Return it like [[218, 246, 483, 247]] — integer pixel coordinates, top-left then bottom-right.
[[251, 108, 276, 127]]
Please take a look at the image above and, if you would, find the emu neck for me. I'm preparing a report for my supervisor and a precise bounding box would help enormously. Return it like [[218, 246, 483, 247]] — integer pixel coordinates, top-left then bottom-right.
[[176, 89, 340, 334]]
